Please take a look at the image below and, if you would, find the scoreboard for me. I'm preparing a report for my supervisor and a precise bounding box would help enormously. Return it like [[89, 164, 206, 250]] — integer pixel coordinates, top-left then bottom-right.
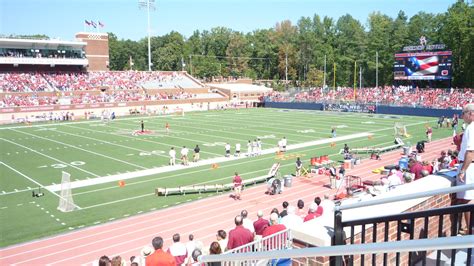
[[393, 51, 452, 80]]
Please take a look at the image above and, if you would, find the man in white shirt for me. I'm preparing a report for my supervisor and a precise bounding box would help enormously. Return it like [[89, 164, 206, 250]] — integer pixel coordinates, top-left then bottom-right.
[[167, 233, 188, 265], [456, 103, 474, 235], [280, 206, 303, 230], [281, 137, 287, 152], [240, 210, 255, 235], [169, 147, 176, 166], [247, 140, 252, 157], [181, 146, 189, 165], [257, 138, 262, 155], [252, 139, 257, 156], [235, 143, 241, 157]]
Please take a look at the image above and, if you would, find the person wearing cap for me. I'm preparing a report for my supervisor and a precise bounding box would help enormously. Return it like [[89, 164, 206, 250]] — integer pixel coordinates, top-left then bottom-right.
[[253, 210, 269, 236], [304, 202, 322, 222], [456, 103, 474, 235], [386, 169, 403, 190], [146, 236, 176, 266]]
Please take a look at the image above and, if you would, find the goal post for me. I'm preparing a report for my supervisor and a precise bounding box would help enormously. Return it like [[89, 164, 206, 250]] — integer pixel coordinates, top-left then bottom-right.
[[57, 171, 79, 212], [394, 122, 409, 138]]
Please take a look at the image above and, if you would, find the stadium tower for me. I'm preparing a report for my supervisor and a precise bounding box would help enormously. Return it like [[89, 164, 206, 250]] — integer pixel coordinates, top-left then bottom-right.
[[75, 32, 109, 71]]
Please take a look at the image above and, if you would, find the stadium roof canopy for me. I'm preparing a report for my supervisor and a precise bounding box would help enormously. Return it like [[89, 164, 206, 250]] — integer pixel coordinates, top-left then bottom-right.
[[0, 38, 86, 49]]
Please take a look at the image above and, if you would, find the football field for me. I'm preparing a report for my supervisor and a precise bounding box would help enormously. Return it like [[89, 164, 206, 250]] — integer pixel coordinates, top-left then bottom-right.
[[0, 108, 455, 247]]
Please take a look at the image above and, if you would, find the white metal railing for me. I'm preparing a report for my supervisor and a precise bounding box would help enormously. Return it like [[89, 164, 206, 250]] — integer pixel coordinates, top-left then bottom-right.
[[219, 229, 292, 265], [200, 236, 474, 264]]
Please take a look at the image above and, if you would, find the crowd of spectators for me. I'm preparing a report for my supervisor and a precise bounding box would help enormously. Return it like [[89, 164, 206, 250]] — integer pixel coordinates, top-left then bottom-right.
[[0, 72, 53, 92], [0, 71, 194, 92], [94, 196, 335, 266], [267, 86, 472, 109]]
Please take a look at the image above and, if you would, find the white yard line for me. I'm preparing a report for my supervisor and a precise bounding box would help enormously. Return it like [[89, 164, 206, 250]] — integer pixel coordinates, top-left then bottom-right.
[[0, 162, 81, 209], [45, 132, 370, 192], [0, 138, 100, 178], [10, 129, 148, 170], [64, 124, 223, 157], [47, 128, 170, 159], [0, 113, 181, 130]]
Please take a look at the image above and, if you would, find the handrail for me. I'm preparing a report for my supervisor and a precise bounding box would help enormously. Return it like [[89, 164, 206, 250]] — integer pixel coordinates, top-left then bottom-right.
[[199, 236, 474, 262], [336, 183, 474, 211]]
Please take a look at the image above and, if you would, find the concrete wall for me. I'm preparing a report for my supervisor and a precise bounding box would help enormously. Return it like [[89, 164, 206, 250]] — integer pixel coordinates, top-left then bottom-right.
[[264, 101, 462, 117]]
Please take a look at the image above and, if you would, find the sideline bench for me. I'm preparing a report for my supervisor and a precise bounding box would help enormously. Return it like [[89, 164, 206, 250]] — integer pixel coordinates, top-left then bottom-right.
[[155, 174, 271, 197]]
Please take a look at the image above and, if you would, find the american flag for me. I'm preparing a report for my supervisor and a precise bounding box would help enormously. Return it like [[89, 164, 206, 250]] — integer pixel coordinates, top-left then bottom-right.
[[407, 56, 439, 76]]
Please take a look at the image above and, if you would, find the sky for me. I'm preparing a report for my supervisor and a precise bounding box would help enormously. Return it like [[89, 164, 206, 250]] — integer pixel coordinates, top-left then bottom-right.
[[0, 0, 458, 41]]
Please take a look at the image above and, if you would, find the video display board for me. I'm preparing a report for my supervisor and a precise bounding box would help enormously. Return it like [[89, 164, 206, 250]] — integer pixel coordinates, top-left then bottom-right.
[[394, 51, 452, 80]]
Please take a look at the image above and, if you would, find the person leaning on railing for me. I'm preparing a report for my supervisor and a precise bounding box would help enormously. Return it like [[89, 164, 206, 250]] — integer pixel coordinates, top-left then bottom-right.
[[455, 103, 474, 235]]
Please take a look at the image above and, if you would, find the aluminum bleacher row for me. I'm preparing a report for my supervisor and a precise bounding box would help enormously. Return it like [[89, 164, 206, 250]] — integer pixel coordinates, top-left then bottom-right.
[[155, 174, 273, 196]]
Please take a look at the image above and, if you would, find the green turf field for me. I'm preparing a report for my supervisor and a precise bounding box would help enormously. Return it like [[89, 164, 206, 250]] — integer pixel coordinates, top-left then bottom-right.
[[0, 108, 456, 247]]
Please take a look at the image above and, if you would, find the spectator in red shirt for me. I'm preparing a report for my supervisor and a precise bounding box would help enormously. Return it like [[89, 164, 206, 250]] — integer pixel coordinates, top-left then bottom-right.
[[408, 158, 424, 180], [453, 133, 463, 152], [304, 202, 322, 222], [227, 215, 254, 251], [262, 214, 286, 237], [253, 210, 269, 236], [233, 172, 242, 200], [262, 213, 287, 250]]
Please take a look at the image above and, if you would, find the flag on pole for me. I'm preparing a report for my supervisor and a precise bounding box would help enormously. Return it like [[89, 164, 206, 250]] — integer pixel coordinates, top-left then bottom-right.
[[91, 21, 97, 28], [84, 20, 91, 26], [98, 21, 105, 28]]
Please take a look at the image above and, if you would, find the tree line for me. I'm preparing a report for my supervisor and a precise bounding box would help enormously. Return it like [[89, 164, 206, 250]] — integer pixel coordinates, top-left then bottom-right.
[[109, 1, 473, 88]]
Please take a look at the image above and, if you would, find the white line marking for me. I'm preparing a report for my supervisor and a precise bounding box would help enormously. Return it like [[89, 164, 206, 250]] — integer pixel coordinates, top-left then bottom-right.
[[0, 138, 100, 178], [10, 129, 148, 170]]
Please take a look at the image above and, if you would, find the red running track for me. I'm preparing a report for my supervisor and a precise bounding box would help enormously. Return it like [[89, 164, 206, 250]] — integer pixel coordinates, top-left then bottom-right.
[[0, 138, 455, 265]]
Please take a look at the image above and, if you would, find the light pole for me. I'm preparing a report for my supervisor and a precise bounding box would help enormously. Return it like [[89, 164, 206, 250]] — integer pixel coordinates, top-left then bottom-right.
[[285, 50, 288, 85], [139, 0, 155, 71], [323, 55, 326, 89], [376, 51, 378, 88]]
